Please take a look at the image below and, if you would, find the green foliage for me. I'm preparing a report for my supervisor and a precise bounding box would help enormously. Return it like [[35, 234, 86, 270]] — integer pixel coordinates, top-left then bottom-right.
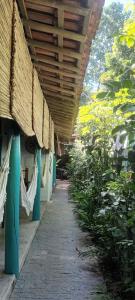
[[68, 4, 135, 299], [83, 2, 129, 94]]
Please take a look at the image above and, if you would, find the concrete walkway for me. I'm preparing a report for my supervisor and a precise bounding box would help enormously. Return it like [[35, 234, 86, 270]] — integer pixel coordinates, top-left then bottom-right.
[[10, 181, 103, 300]]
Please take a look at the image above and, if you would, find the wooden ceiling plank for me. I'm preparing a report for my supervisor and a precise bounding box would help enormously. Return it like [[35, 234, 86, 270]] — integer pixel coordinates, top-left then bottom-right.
[[32, 55, 79, 73], [40, 75, 77, 88], [45, 98, 75, 109], [46, 96, 74, 104], [54, 122, 72, 129], [40, 76, 74, 87], [48, 107, 73, 115], [57, 7, 64, 88], [16, 0, 37, 58], [34, 63, 81, 79], [43, 90, 76, 102], [25, 0, 90, 16], [47, 106, 73, 115], [77, 12, 91, 68], [41, 83, 76, 96], [48, 104, 73, 118], [27, 39, 82, 59], [23, 20, 86, 42]]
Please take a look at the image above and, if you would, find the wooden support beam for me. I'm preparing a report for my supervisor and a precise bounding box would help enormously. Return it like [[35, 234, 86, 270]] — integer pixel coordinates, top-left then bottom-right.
[[48, 113, 73, 121], [48, 107, 73, 117], [40, 75, 77, 88], [45, 96, 75, 107], [27, 39, 82, 60], [34, 63, 81, 79], [41, 83, 76, 96], [46, 105, 74, 115], [54, 121, 72, 129], [57, 7, 64, 88], [23, 20, 86, 42], [55, 126, 72, 132], [16, 0, 37, 59], [48, 106, 74, 115], [25, 0, 90, 16], [55, 128, 71, 133], [43, 90, 76, 103], [50, 118, 72, 126], [48, 108, 73, 116], [32, 55, 79, 73], [55, 125, 72, 132], [77, 11, 92, 68], [46, 100, 74, 111]]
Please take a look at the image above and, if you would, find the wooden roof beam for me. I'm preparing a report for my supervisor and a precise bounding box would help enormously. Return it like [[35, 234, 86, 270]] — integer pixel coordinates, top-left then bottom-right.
[[54, 122, 73, 129], [25, 0, 90, 16], [32, 55, 79, 73], [27, 39, 82, 60], [49, 116, 72, 123], [16, 0, 37, 58], [34, 63, 81, 79], [43, 90, 76, 103], [47, 105, 73, 115], [23, 20, 86, 42], [55, 125, 72, 132], [40, 75, 77, 88], [46, 102, 75, 112], [57, 7, 64, 88], [46, 98, 75, 109], [41, 83, 76, 96], [47, 105, 74, 114]]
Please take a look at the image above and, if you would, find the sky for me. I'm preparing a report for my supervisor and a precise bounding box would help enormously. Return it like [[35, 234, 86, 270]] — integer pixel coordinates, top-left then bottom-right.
[[105, 0, 130, 5]]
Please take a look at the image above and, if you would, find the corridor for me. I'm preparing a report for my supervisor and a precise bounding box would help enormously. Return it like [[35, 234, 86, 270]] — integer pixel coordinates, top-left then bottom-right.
[[10, 181, 102, 300]]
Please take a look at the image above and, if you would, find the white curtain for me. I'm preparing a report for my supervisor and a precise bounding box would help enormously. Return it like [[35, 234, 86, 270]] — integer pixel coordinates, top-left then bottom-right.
[[21, 160, 38, 216], [41, 155, 48, 188], [0, 137, 12, 223]]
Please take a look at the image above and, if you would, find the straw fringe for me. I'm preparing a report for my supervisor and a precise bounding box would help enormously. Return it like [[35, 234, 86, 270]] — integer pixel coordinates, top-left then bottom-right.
[[49, 116, 54, 153], [11, 2, 34, 136], [0, 0, 13, 119], [33, 68, 44, 148], [0, 0, 53, 148], [43, 99, 50, 150]]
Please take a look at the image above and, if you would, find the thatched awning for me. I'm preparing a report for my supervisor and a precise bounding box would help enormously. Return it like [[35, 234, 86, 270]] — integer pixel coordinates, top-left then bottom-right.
[[33, 68, 44, 147], [43, 99, 50, 150], [49, 116, 54, 153], [0, 0, 13, 120], [17, 0, 105, 140], [12, 2, 34, 137]]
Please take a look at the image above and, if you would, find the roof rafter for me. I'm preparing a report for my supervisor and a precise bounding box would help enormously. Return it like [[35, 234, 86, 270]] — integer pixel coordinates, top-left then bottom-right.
[[25, 0, 90, 16], [23, 20, 86, 42], [27, 39, 82, 60], [41, 83, 76, 96]]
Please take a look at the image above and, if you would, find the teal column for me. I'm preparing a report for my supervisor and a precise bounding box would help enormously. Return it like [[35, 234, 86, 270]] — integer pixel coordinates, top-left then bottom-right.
[[54, 155, 56, 185], [32, 148, 41, 221], [5, 135, 21, 276], [53, 154, 56, 187], [0, 135, 2, 165]]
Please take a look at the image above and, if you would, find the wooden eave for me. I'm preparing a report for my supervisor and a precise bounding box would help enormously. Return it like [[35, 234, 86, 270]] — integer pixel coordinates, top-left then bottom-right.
[[17, 0, 105, 139]]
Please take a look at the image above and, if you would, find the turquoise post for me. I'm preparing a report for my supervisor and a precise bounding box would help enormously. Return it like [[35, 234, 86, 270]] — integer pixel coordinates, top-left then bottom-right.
[[5, 134, 21, 276], [53, 154, 56, 187], [54, 155, 56, 185], [32, 148, 41, 221], [0, 135, 2, 165]]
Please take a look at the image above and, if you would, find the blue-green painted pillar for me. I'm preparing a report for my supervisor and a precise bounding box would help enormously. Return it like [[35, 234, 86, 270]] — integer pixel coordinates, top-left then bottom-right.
[[5, 135, 21, 276], [32, 148, 41, 221], [53, 154, 56, 187], [0, 135, 2, 165]]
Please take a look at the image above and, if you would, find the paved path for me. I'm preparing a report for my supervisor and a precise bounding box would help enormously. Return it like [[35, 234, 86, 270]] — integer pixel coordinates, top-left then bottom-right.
[[10, 181, 102, 300]]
